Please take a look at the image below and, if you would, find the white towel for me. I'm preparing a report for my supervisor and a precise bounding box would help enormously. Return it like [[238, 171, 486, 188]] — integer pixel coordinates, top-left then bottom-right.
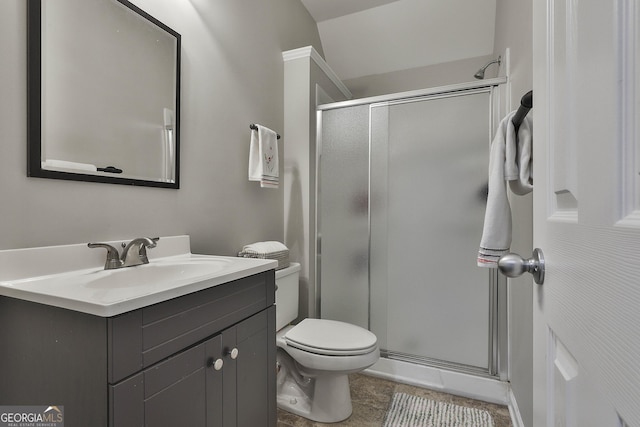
[[240, 241, 289, 255], [238, 241, 289, 269], [477, 111, 533, 268], [42, 159, 97, 172], [248, 125, 279, 188]]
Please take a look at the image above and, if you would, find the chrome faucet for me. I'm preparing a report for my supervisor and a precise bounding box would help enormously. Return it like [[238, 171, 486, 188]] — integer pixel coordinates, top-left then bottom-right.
[[121, 237, 159, 267], [88, 237, 159, 270]]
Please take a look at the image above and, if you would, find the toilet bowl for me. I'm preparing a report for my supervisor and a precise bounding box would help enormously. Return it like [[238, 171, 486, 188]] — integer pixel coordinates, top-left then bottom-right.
[[275, 263, 379, 423]]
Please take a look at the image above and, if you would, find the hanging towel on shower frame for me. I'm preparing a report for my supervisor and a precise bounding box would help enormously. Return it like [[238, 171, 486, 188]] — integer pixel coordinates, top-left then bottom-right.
[[477, 110, 532, 268]]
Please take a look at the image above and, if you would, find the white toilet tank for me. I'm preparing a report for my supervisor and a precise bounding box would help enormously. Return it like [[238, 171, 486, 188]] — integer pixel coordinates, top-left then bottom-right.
[[275, 262, 301, 330]]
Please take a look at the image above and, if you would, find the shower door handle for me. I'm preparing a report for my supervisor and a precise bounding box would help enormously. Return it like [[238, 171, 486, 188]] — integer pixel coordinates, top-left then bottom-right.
[[497, 248, 545, 285]]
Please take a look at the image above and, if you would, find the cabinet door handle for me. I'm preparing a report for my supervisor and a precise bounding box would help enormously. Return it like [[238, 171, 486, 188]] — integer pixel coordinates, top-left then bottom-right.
[[226, 348, 239, 360], [208, 358, 224, 371]]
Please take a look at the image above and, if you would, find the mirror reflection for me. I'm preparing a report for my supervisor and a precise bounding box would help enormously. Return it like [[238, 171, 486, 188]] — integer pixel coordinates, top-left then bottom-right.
[[27, 0, 181, 188]]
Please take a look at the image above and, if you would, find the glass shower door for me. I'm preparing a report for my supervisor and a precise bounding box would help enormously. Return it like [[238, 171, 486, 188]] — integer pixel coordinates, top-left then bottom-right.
[[317, 105, 371, 328], [369, 90, 495, 372]]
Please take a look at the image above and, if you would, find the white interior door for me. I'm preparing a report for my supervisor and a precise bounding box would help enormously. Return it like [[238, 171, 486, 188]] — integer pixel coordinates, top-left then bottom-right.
[[533, 1, 640, 426]]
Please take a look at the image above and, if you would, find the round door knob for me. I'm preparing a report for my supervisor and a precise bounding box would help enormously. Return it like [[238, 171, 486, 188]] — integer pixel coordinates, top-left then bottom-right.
[[497, 254, 528, 277], [227, 348, 239, 360], [497, 248, 545, 285], [209, 358, 223, 371]]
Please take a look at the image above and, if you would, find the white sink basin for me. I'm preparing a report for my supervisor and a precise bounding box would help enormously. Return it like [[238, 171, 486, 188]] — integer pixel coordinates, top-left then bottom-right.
[[85, 257, 233, 289], [0, 236, 278, 317]]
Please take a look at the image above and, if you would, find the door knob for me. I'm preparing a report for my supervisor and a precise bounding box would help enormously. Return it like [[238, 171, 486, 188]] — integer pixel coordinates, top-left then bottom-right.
[[497, 248, 545, 285]]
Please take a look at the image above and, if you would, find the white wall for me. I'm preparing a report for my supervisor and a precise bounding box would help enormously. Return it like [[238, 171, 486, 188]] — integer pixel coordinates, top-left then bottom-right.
[[0, 0, 322, 256], [318, 0, 496, 81], [343, 54, 495, 98]]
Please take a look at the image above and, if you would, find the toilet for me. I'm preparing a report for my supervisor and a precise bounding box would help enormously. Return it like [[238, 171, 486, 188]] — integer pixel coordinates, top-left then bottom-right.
[[275, 263, 379, 423]]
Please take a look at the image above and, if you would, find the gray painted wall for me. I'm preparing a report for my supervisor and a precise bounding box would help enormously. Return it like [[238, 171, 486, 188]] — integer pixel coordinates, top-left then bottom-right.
[[493, 0, 534, 426], [1, 0, 322, 256]]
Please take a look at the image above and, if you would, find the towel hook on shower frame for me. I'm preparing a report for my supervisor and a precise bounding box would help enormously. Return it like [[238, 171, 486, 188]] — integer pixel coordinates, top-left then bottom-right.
[[511, 91, 532, 133]]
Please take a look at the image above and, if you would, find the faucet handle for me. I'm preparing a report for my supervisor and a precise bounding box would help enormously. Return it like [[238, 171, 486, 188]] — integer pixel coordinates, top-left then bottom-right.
[[88, 243, 123, 270], [137, 237, 159, 263]]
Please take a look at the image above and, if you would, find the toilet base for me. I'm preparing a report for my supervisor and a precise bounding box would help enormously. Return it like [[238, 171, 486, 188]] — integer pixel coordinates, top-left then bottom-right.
[[277, 370, 353, 423]]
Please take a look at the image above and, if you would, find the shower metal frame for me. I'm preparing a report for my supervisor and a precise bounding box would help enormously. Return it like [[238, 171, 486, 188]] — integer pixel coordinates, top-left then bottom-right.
[[315, 77, 509, 380]]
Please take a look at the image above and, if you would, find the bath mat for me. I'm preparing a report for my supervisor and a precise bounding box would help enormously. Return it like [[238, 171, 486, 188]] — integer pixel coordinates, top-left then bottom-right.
[[382, 392, 494, 427]]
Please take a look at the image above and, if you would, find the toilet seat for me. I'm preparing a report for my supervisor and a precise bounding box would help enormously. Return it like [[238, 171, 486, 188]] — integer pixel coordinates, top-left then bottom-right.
[[284, 318, 377, 356]]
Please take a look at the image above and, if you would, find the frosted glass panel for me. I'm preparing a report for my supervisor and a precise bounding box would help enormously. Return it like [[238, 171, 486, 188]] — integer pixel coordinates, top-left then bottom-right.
[[318, 105, 370, 328], [370, 92, 492, 369], [318, 89, 496, 373]]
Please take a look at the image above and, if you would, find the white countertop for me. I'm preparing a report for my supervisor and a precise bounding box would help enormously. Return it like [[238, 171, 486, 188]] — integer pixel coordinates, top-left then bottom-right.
[[0, 236, 277, 317]]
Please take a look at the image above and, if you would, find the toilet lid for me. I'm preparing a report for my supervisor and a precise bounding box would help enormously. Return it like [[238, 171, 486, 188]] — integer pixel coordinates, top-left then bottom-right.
[[284, 318, 378, 356]]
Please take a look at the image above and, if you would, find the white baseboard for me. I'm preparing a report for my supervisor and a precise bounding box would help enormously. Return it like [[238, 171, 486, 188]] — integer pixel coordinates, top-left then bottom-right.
[[507, 387, 526, 427]]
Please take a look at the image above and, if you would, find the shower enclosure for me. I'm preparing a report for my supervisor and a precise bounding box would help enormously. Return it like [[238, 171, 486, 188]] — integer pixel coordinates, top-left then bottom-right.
[[316, 80, 507, 378]]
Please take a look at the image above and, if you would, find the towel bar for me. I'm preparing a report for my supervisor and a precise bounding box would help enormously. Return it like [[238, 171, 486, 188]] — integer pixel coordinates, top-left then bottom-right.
[[250, 124, 280, 139]]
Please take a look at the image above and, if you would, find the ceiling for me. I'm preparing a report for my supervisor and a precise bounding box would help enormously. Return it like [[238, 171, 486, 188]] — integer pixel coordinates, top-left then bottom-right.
[[299, 0, 497, 81], [300, 0, 402, 22]]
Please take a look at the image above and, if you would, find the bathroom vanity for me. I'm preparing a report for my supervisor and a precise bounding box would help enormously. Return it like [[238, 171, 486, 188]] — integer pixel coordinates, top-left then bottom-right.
[[0, 236, 277, 427]]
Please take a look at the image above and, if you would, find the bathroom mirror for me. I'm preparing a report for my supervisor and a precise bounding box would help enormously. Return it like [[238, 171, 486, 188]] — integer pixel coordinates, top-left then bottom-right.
[[27, 0, 181, 188]]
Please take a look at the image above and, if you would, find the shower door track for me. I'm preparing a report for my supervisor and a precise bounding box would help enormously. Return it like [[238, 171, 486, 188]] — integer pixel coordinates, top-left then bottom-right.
[[377, 266, 504, 379], [381, 350, 494, 378]]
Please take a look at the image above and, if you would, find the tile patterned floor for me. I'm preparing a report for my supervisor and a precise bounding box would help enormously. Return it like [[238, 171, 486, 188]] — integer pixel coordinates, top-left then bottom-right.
[[277, 373, 512, 427]]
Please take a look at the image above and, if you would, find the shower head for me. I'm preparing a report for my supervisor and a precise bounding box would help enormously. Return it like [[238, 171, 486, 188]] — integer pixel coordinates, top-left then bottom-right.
[[473, 69, 487, 80], [474, 56, 502, 79]]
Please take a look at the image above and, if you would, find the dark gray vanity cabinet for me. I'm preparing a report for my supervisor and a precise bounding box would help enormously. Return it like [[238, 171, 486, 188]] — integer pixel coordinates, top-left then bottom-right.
[[110, 307, 275, 427], [0, 271, 276, 427]]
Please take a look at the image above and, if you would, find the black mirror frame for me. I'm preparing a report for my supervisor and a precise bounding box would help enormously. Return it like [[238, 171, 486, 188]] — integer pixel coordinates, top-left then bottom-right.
[[26, 0, 181, 188]]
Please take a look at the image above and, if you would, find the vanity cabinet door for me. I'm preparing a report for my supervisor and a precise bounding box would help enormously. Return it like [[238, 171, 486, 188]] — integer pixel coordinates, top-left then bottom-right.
[[110, 335, 223, 427], [222, 306, 276, 427], [143, 340, 211, 427], [205, 334, 224, 427], [110, 307, 275, 427]]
